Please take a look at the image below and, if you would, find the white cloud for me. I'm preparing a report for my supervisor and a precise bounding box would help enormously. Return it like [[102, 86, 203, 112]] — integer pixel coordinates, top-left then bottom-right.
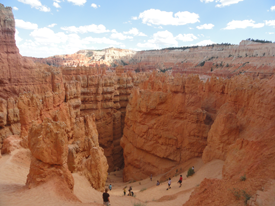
[[224, 20, 264, 30], [132, 16, 138, 20], [137, 30, 197, 49], [18, 0, 50, 12], [175, 34, 198, 42], [83, 37, 122, 45], [200, 0, 243, 7], [216, 0, 244, 7], [137, 30, 177, 49], [271, 6, 275, 11], [195, 40, 215, 46], [197, 23, 214, 29], [138, 9, 200, 26], [53, 2, 61, 8], [267, 32, 274, 34], [67, 0, 86, 6], [123, 28, 147, 36], [110, 31, 133, 40], [13, 7, 19, 10], [15, 19, 38, 30], [91, 3, 99, 8], [48, 23, 57, 28], [200, 0, 214, 2], [265, 20, 275, 27], [30, 27, 69, 44], [18, 26, 123, 57], [61, 24, 109, 33], [15, 29, 22, 43]]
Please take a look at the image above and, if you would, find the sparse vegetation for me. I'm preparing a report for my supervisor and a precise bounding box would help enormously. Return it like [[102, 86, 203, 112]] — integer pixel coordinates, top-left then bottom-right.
[[135, 68, 140, 73], [242, 190, 251, 205], [230, 188, 241, 200], [246, 38, 273, 44], [197, 61, 205, 67], [140, 188, 147, 192], [121, 60, 128, 66], [133, 202, 146, 206], [159, 67, 172, 73], [186, 167, 195, 177], [240, 174, 246, 181], [230, 188, 252, 205]]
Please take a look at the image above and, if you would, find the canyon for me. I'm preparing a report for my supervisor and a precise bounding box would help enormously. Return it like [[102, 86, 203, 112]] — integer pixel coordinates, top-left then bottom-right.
[[1, 3, 275, 206]]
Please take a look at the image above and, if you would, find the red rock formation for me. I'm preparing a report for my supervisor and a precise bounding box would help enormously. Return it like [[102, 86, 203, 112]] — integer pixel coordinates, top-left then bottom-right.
[[121, 73, 214, 181], [0, 5, 109, 192], [1, 135, 21, 154], [68, 114, 108, 191], [26, 118, 74, 190]]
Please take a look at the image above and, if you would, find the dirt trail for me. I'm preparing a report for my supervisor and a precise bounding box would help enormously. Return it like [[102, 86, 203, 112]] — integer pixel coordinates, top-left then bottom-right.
[[0, 149, 224, 206]]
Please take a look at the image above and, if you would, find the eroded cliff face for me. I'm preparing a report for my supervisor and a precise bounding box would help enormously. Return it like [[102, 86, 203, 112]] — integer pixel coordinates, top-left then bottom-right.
[[121, 71, 275, 205], [0, 4, 108, 192], [121, 73, 228, 181], [183, 76, 275, 206]]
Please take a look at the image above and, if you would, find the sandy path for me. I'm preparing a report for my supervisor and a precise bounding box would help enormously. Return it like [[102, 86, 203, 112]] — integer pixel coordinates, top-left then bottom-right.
[[0, 149, 224, 206]]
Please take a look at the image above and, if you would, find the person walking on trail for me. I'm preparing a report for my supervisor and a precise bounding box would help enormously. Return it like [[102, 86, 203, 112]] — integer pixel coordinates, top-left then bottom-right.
[[123, 186, 127, 196], [178, 175, 183, 187], [102, 188, 110, 206], [192, 166, 195, 173], [150, 174, 152, 181], [109, 184, 112, 191], [128, 186, 133, 196], [166, 178, 171, 190]]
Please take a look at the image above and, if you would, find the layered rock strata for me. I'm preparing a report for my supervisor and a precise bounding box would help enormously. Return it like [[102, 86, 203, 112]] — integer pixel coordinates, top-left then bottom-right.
[[183, 76, 275, 206], [62, 67, 142, 171], [121, 72, 275, 184], [121, 71, 275, 205], [0, 4, 108, 191]]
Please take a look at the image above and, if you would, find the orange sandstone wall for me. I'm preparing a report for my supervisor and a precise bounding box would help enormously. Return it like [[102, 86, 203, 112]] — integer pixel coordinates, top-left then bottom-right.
[[121, 72, 275, 184]]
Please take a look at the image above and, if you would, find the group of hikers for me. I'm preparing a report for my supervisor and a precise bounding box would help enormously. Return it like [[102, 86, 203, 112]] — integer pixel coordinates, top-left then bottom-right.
[[165, 166, 194, 190], [102, 166, 195, 205]]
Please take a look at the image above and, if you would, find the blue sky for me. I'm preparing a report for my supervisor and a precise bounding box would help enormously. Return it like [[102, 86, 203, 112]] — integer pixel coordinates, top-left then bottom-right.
[[2, 0, 275, 57]]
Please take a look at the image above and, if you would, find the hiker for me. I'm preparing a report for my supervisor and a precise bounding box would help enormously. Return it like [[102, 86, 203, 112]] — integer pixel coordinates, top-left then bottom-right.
[[123, 186, 127, 196], [150, 174, 152, 181], [156, 180, 160, 186], [109, 184, 112, 191], [128, 186, 133, 196], [192, 166, 195, 173], [166, 178, 171, 190], [178, 175, 183, 187], [102, 188, 110, 206]]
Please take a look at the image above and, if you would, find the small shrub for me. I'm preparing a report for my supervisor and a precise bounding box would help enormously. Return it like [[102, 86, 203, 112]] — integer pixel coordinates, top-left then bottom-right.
[[133, 203, 146, 206], [140, 188, 147, 192], [240, 174, 246, 181], [230, 188, 251, 205], [186, 167, 195, 177], [230, 188, 241, 200], [242, 190, 251, 205]]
